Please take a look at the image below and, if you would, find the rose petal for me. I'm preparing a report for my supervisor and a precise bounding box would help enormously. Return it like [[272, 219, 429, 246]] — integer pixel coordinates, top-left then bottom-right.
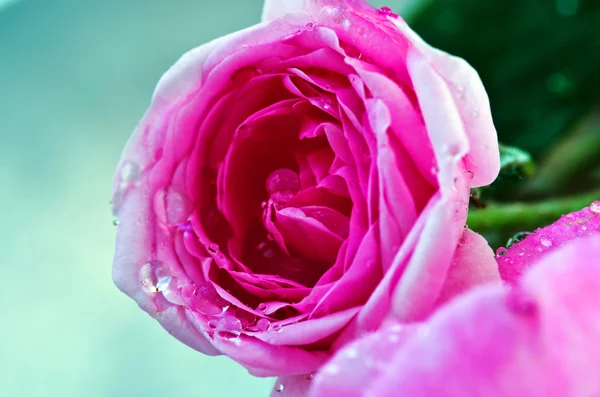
[[498, 203, 600, 283], [312, 236, 600, 397]]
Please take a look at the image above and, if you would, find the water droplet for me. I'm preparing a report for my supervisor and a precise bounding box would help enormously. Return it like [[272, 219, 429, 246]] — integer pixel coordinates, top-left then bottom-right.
[[506, 232, 531, 248], [110, 189, 125, 217], [166, 189, 191, 225], [378, 6, 398, 18], [121, 161, 141, 184], [156, 274, 172, 292], [305, 22, 315, 31], [272, 323, 282, 332], [266, 168, 300, 205], [206, 243, 219, 254], [540, 237, 552, 248], [256, 318, 271, 332], [590, 201, 600, 214], [582, 225, 588, 231], [207, 319, 218, 330], [257, 303, 267, 312], [112, 219, 120, 226], [430, 166, 439, 175], [496, 247, 507, 257], [275, 383, 285, 393], [305, 373, 314, 381], [216, 316, 243, 339], [182, 282, 230, 316], [139, 260, 171, 293], [331, 6, 349, 25]]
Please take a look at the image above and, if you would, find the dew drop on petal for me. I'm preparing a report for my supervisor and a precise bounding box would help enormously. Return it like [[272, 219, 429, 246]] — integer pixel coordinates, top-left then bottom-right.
[[590, 200, 600, 214], [272, 323, 282, 332], [208, 243, 220, 254], [111, 189, 125, 217], [266, 168, 300, 196], [256, 318, 271, 332], [275, 383, 285, 393], [139, 260, 170, 293], [216, 316, 243, 339], [496, 247, 508, 257], [165, 189, 191, 225], [207, 319, 218, 330], [155, 274, 172, 292], [121, 161, 141, 184], [378, 6, 398, 18], [182, 282, 230, 316], [540, 237, 553, 247]]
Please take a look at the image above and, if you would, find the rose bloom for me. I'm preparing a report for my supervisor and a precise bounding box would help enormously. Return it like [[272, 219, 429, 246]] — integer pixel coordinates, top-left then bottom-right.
[[310, 204, 600, 397], [112, 0, 499, 380]]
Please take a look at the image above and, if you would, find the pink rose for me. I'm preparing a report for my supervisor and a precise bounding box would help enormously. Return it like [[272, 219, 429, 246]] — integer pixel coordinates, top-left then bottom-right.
[[111, 0, 500, 379], [309, 203, 600, 397]]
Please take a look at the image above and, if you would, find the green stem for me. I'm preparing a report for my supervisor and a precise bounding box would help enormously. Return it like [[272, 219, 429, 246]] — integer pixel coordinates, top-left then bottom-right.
[[468, 188, 600, 233]]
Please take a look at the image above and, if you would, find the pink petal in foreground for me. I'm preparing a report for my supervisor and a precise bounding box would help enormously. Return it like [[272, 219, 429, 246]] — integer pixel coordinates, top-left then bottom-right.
[[498, 201, 600, 283], [310, 236, 600, 397]]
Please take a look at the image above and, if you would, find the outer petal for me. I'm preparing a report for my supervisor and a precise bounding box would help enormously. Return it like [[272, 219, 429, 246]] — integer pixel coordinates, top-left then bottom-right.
[[308, 323, 418, 397], [262, 0, 374, 22], [436, 228, 500, 306], [394, 18, 500, 187], [311, 236, 600, 397], [498, 202, 600, 283]]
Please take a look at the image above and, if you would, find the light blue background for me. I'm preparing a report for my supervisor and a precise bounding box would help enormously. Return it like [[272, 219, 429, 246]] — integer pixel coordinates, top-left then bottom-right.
[[0, 1, 418, 396]]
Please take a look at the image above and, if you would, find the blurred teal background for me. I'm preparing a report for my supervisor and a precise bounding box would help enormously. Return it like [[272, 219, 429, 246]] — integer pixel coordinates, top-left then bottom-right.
[[1, 0, 598, 396]]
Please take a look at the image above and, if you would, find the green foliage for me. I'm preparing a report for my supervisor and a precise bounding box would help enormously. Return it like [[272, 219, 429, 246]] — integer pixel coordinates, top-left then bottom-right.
[[410, 0, 600, 159]]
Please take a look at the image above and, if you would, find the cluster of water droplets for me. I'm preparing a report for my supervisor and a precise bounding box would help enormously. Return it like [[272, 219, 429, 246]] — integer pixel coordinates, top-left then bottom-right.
[[138, 259, 287, 340], [111, 161, 141, 225]]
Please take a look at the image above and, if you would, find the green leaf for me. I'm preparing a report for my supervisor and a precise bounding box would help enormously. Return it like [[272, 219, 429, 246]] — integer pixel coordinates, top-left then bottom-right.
[[410, 0, 600, 159]]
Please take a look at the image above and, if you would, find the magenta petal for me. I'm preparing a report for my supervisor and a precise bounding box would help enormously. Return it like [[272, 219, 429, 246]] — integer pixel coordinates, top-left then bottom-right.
[[394, 19, 500, 187], [308, 322, 418, 397], [255, 306, 360, 346], [211, 334, 329, 376], [314, 236, 600, 397], [275, 207, 343, 264], [436, 228, 500, 306], [498, 203, 600, 283]]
